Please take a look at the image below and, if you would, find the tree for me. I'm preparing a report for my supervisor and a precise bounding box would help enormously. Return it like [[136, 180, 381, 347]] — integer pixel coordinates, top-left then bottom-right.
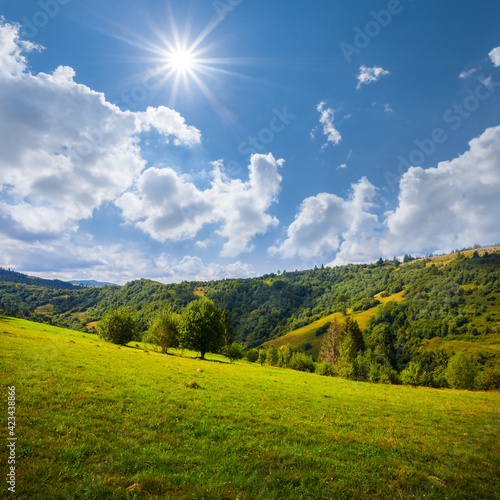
[[98, 308, 137, 345], [401, 361, 423, 387], [334, 293, 349, 315], [337, 318, 365, 379], [445, 351, 477, 390], [145, 306, 180, 353], [246, 348, 259, 363], [266, 345, 278, 366], [179, 298, 225, 360], [223, 342, 245, 363], [221, 310, 235, 346], [320, 319, 344, 366], [343, 317, 365, 357], [277, 343, 294, 368], [258, 349, 267, 366]]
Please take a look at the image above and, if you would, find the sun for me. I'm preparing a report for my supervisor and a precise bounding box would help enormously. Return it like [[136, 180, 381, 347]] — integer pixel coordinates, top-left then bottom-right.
[[167, 48, 195, 74]]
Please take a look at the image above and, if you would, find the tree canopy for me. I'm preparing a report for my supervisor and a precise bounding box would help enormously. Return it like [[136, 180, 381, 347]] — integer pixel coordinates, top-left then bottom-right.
[[178, 298, 225, 359]]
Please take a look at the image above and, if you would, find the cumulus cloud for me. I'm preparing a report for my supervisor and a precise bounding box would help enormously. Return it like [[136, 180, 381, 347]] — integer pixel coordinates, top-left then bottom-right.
[[384, 125, 500, 255], [272, 125, 500, 265], [315, 101, 341, 149], [356, 65, 390, 89], [116, 153, 283, 257], [269, 177, 379, 260], [489, 46, 500, 67], [0, 20, 200, 240], [0, 233, 257, 284], [138, 106, 201, 146]]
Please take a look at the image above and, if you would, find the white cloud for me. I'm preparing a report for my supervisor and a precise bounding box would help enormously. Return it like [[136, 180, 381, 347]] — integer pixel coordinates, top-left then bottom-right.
[[384, 125, 500, 255], [269, 177, 379, 260], [0, 21, 200, 240], [384, 103, 393, 113], [459, 67, 478, 79], [315, 101, 341, 149], [0, 233, 257, 284], [155, 255, 257, 283], [138, 106, 201, 146], [489, 46, 500, 67], [272, 125, 500, 265], [356, 65, 390, 89], [0, 19, 42, 77], [116, 153, 283, 257]]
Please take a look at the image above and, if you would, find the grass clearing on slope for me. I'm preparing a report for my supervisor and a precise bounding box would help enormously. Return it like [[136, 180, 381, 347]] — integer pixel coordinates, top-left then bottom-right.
[[1, 316, 500, 499], [264, 291, 405, 357]]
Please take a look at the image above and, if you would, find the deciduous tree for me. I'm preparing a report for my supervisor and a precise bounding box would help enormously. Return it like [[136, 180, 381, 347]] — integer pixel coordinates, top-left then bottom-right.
[[179, 299, 225, 360], [98, 308, 137, 345]]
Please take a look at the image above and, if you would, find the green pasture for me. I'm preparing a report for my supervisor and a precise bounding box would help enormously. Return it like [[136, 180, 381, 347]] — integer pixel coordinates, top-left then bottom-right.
[[1, 316, 499, 499]]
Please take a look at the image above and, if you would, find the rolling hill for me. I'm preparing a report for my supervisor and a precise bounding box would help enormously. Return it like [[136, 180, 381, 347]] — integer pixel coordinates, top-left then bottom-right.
[[1, 315, 499, 499], [1, 247, 499, 379]]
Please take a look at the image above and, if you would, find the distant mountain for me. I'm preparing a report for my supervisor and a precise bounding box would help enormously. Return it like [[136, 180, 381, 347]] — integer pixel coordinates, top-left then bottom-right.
[[0, 267, 82, 290], [70, 280, 118, 287]]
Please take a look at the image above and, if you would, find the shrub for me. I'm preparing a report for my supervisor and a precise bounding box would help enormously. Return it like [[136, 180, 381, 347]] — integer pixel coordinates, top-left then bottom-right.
[[301, 342, 313, 351], [223, 342, 245, 363], [401, 361, 423, 387], [445, 351, 477, 390], [475, 364, 500, 391], [246, 348, 259, 363], [289, 352, 315, 373], [145, 307, 179, 353], [98, 308, 137, 345], [315, 361, 334, 376]]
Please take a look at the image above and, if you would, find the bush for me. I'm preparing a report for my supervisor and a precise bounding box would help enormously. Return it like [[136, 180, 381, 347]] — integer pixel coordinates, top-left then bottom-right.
[[98, 308, 137, 345], [475, 364, 500, 391], [315, 361, 334, 377], [289, 352, 315, 373], [145, 307, 179, 353], [445, 351, 477, 390], [315, 322, 331, 337], [223, 342, 245, 363], [246, 348, 259, 363], [301, 342, 313, 351], [401, 361, 423, 387]]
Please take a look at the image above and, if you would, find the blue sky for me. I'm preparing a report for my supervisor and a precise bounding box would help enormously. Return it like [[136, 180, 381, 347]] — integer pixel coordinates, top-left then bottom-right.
[[1, 0, 500, 284]]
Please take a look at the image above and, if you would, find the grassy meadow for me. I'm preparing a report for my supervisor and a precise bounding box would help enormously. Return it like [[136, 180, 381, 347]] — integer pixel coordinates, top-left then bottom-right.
[[1, 315, 500, 499]]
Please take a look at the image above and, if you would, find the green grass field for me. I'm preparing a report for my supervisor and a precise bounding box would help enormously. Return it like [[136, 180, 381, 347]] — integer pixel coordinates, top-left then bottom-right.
[[1, 316, 500, 499]]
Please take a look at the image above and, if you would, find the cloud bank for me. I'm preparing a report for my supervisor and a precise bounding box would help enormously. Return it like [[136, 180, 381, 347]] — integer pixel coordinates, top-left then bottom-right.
[[272, 125, 500, 265]]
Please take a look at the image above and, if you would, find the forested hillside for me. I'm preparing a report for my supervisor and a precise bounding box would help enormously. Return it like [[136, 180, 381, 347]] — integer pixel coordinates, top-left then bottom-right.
[[1, 248, 499, 356]]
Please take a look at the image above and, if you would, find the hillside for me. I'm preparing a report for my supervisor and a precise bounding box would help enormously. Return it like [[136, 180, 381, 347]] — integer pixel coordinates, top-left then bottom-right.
[[0, 267, 82, 290], [263, 290, 406, 357], [1, 315, 499, 499], [1, 248, 499, 374]]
